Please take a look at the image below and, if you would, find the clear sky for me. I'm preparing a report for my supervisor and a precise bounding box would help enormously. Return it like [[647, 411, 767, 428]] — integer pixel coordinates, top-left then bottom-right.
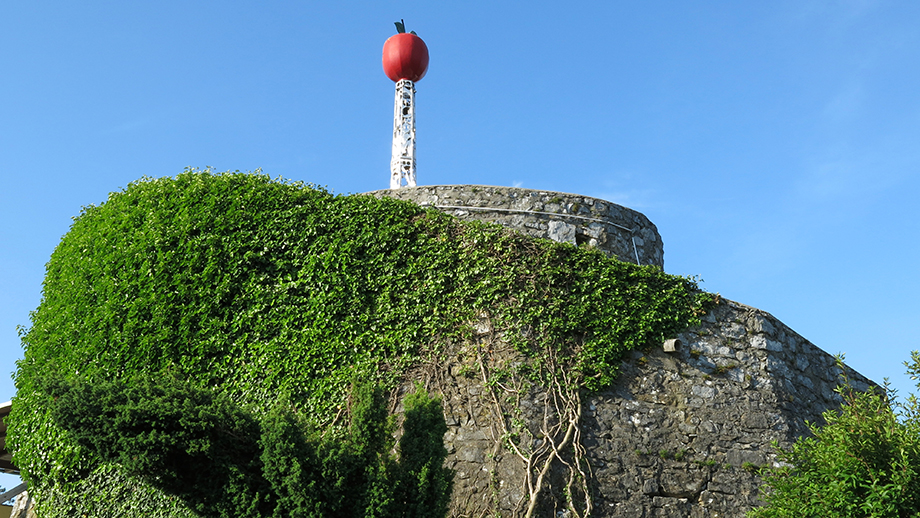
[[2, 0, 919, 447]]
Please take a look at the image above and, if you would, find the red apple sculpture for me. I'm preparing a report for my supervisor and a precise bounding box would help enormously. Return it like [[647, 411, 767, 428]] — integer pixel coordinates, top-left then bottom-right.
[[382, 20, 429, 82]]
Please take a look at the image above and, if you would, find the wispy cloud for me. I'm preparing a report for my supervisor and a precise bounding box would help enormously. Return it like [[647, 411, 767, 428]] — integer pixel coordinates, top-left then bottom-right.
[[101, 117, 152, 135], [794, 134, 920, 210], [795, 155, 860, 201], [791, 0, 879, 31], [585, 173, 658, 209], [590, 189, 656, 209], [823, 82, 864, 123]]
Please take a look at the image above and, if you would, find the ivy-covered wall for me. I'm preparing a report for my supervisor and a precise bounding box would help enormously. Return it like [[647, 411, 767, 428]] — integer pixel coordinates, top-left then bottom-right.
[[10, 170, 709, 517]]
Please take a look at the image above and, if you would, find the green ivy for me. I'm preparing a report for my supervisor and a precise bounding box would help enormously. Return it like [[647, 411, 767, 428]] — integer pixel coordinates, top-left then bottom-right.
[[10, 169, 710, 516]]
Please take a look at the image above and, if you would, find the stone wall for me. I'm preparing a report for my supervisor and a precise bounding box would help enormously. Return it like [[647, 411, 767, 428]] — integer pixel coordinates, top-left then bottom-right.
[[373, 184, 871, 516], [367, 185, 664, 267], [414, 299, 871, 518], [8, 492, 35, 518]]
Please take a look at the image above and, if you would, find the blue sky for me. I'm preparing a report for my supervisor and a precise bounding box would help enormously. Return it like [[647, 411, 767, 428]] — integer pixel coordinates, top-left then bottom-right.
[[2, 0, 919, 456]]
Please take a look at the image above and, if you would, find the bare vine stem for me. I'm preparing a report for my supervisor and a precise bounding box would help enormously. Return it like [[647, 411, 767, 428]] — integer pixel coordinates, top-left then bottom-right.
[[474, 327, 593, 517]]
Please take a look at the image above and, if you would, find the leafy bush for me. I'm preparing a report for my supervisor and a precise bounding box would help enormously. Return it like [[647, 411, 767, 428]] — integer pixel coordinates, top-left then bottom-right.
[[393, 384, 452, 518], [750, 354, 920, 518], [44, 373, 450, 518], [10, 169, 709, 516]]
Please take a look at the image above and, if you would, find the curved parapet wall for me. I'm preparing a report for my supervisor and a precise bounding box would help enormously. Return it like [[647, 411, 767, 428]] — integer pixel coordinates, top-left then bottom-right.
[[367, 185, 664, 267]]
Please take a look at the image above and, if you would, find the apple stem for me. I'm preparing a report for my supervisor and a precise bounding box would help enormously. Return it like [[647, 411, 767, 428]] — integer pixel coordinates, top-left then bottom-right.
[[394, 19, 418, 36]]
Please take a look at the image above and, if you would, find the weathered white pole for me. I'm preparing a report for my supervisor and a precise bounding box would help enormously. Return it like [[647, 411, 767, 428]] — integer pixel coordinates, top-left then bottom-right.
[[390, 79, 417, 189]]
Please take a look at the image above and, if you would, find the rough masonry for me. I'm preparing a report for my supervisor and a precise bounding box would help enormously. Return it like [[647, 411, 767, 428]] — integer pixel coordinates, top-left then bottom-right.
[[409, 299, 872, 518], [369, 185, 664, 267], [380, 185, 872, 517]]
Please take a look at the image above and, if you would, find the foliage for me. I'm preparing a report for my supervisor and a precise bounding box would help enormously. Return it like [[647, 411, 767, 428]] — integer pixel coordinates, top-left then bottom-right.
[[10, 169, 710, 516], [750, 355, 920, 518], [43, 373, 267, 517], [393, 384, 452, 518], [44, 373, 451, 518]]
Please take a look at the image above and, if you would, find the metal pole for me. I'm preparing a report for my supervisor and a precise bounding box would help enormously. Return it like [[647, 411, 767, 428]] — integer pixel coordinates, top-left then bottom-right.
[[390, 79, 417, 189]]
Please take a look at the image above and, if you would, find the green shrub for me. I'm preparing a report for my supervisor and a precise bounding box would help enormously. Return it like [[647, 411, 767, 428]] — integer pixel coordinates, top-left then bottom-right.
[[393, 384, 452, 518], [44, 373, 450, 518], [750, 355, 920, 517]]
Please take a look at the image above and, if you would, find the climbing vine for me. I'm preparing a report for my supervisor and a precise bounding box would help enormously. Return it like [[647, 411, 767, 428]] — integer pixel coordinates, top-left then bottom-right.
[[10, 169, 712, 517], [474, 334, 594, 517]]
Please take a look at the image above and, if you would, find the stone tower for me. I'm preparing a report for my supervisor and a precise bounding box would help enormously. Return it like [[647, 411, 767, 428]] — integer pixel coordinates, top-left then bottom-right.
[[372, 184, 872, 517]]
